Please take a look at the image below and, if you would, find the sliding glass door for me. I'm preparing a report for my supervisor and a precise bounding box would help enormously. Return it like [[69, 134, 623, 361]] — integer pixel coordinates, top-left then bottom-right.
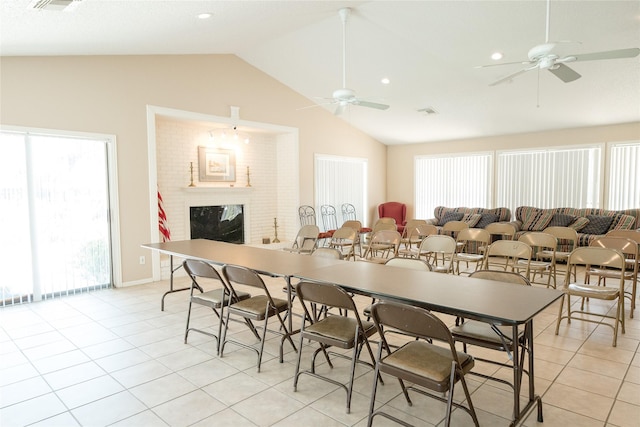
[[0, 130, 113, 304]]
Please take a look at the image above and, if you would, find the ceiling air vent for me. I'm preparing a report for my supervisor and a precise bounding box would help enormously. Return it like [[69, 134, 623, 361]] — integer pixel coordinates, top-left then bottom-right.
[[29, 0, 82, 11], [417, 107, 438, 115]]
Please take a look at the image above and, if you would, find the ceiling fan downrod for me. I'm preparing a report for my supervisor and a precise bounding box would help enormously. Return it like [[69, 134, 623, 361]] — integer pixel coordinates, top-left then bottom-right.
[[338, 7, 350, 89]]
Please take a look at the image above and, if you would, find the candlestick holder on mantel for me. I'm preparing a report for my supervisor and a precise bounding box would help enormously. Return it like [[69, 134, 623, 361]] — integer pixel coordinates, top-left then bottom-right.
[[272, 217, 280, 243], [246, 166, 252, 187], [188, 162, 196, 187]]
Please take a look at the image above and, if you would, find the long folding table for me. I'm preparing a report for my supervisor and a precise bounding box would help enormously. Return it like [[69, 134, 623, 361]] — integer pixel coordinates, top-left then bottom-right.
[[143, 239, 562, 426]]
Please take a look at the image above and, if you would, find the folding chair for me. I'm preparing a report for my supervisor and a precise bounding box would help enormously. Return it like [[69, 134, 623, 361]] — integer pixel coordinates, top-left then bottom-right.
[[368, 301, 479, 427], [220, 264, 297, 371], [294, 281, 379, 413]]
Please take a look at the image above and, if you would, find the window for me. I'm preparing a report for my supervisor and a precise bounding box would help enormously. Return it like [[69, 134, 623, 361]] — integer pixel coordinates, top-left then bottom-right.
[[0, 129, 117, 305], [314, 154, 367, 229], [607, 141, 640, 210], [496, 145, 602, 212], [414, 153, 492, 219]]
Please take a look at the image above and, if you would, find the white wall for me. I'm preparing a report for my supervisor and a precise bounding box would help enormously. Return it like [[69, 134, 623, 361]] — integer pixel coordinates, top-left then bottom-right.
[[0, 54, 387, 284], [388, 122, 640, 219]]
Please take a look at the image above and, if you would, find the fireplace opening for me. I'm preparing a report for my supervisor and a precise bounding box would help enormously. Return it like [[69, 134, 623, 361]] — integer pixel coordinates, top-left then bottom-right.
[[190, 204, 244, 244]]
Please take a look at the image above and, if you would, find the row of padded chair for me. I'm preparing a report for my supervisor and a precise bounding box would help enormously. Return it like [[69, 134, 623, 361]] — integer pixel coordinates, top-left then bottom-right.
[[183, 259, 297, 372], [396, 226, 639, 328], [294, 256, 480, 425], [453, 230, 639, 347], [283, 221, 402, 262], [183, 253, 482, 424]]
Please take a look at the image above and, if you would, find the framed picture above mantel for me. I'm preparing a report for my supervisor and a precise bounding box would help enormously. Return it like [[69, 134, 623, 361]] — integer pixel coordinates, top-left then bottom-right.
[[198, 146, 236, 182]]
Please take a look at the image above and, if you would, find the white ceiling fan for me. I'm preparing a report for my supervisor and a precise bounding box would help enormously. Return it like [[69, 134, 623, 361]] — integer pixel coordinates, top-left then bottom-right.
[[478, 0, 640, 86], [307, 8, 389, 115]]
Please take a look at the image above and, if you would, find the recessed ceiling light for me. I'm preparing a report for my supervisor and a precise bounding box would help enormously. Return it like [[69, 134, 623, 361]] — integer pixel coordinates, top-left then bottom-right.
[[491, 52, 504, 61], [381, 77, 390, 85], [198, 13, 212, 19]]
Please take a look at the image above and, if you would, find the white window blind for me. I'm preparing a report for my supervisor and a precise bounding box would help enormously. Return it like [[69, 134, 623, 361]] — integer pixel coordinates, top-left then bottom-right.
[[314, 154, 368, 229], [496, 145, 602, 213], [414, 153, 492, 219], [608, 141, 640, 210]]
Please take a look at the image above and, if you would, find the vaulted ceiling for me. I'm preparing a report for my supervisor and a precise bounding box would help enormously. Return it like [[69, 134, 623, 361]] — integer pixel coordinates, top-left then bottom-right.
[[2, 0, 639, 145]]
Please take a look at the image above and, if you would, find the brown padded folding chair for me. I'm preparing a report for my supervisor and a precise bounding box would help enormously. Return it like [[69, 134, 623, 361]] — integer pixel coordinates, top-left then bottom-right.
[[182, 259, 257, 354], [363, 257, 433, 320], [451, 270, 532, 405], [220, 264, 297, 372], [294, 281, 380, 414], [367, 301, 479, 427]]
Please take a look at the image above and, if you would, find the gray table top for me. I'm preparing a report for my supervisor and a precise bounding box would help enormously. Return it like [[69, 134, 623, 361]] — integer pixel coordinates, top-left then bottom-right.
[[142, 239, 342, 278], [143, 239, 562, 325], [294, 261, 563, 325]]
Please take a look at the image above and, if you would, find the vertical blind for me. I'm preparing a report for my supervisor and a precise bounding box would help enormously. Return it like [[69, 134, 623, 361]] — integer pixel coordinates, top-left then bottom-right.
[[414, 153, 492, 219], [496, 146, 602, 211], [608, 142, 640, 210], [314, 154, 367, 230]]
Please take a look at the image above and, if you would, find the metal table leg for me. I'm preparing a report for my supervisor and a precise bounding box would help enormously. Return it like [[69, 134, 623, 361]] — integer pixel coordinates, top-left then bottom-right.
[[509, 319, 543, 426], [160, 255, 191, 311]]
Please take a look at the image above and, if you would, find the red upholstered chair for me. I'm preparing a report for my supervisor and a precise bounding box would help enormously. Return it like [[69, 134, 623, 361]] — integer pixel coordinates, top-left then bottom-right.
[[378, 202, 407, 233]]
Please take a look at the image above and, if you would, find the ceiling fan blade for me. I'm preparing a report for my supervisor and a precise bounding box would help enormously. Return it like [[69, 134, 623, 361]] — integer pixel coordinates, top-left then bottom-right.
[[567, 47, 640, 62], [334, 103, 346, 116], [489, 67, 533, 86], [355, 100, 390, 110], [549, 63, 581, 83], [296, 100, 335, 111], [475, 61, 533, 69]]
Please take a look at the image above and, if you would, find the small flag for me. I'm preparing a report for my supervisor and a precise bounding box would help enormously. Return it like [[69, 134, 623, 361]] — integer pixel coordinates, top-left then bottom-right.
[[158, 188, 171, 242]]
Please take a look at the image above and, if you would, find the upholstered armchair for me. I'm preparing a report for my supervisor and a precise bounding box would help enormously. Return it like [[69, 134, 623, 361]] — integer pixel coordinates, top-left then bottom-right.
[[378, 202, 407, 233]]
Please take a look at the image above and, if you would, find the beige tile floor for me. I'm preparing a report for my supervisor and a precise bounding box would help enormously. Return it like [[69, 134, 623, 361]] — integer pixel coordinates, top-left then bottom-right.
[[1, 270, 639, 427]]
